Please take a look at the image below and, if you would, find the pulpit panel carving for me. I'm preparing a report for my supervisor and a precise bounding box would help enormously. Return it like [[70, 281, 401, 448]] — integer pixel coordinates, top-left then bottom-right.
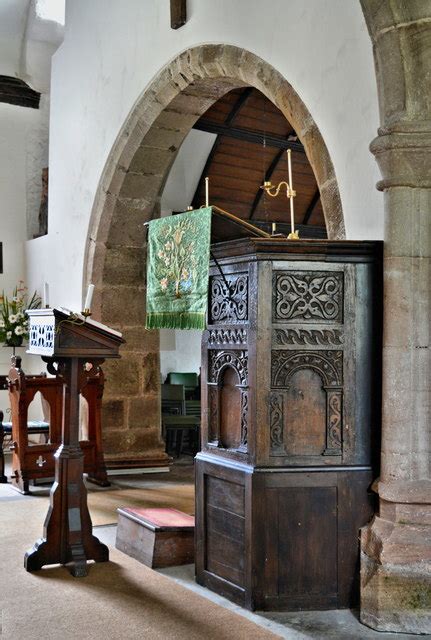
[[271, 350, 343, 456], [270, 392, 285, 455], [208, 385, 219, 442], [273, 271, 343, 323], [273, 328, 344, 347], [240, 389, 248, 448], [209, 274, 248, 324], [208, 350, 248, 386], [208, 328, 247, 347]]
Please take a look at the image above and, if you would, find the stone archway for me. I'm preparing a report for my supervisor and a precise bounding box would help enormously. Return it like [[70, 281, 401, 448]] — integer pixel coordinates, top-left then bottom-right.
[[84, 44, 345, 470]]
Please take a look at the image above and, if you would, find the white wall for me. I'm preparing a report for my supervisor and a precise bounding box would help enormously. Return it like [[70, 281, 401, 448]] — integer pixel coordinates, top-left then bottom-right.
[[26, 0, 383, 313], [0, 102, 46, 417]]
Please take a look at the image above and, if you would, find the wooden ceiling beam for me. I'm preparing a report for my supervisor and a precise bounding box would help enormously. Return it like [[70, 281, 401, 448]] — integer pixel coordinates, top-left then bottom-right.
[[225, 87, 253, 126], [0, 76, 40, 109], [170, 0, 187, 29], [192, 88, 255, 208], [302, 188, 321, 225], [193, 120, 304, 152]]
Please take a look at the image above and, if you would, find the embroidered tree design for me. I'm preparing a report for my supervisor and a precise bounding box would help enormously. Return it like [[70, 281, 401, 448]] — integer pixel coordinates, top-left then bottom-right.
[[155, 217, 199, 298]]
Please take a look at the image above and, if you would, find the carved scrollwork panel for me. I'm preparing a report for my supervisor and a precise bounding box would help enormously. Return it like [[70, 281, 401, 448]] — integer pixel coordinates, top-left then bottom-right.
[[208, 349, 248, 386], [273, 328, 344, 348], [270, 392, 286, 455], [240, 389, 248, 448], [273, 271, 343, 323], [208, 385, 219, 442], [323, 391, 342, 455], [208, 328, 247, 347], [271, 350, 343, 388], [209, 274, 248, 324]]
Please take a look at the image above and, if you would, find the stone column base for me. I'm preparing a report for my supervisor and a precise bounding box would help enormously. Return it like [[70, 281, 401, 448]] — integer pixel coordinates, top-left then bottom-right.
[[360, 481, 431, 635]]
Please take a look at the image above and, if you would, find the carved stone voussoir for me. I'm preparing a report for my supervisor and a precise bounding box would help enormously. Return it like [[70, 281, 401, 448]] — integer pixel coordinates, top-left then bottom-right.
[[273, 271, 344, 323]]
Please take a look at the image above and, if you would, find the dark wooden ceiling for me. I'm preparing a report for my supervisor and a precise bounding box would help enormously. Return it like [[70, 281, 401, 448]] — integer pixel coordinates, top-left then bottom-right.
[[191, 87, 326, 240]]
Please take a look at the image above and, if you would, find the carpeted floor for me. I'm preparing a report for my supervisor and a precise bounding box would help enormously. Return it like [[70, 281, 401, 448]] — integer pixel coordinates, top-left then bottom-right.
[[1, 462, 195, 526], [0, 469, 280, 640]]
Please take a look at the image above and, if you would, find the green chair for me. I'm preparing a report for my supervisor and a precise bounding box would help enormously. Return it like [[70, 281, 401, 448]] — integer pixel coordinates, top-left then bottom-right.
[[165, 372, 199, 400]]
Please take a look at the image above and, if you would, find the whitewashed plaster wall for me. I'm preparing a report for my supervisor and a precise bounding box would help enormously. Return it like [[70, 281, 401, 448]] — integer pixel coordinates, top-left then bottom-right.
[[0, 102, 46, 416], [0, 0, 29, 76], [26, 0, 383, 312]]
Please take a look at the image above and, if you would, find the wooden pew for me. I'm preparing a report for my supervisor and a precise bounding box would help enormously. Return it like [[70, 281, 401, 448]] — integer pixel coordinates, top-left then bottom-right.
[[7, 356, 110, 494]]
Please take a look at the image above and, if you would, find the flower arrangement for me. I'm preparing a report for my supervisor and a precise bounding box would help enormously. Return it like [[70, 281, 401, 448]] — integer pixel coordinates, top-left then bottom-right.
[[0, 282, 41, 347]]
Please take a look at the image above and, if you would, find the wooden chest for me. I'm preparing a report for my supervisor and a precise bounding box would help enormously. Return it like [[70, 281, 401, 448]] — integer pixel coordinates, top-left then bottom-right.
[[195, 238, 382, 610]]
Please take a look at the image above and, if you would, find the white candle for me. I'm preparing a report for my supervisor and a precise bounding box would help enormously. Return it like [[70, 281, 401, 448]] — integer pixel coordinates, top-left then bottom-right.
[[205, 176, 209, 207], [43, 282, 49, 308], [287, 149, 295, 235], [84, 284, 95, 311]]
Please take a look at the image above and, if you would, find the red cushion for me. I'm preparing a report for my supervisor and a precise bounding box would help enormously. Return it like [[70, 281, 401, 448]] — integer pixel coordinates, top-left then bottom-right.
[[118, 507, 194, 530]]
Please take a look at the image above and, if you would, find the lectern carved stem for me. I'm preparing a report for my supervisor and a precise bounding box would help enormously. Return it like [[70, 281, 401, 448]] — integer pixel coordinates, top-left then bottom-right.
[[24, 308, 124, 576]]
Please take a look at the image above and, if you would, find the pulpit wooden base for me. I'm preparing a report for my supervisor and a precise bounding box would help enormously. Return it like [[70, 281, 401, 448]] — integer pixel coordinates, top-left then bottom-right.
[[24, 443, 108, 576]]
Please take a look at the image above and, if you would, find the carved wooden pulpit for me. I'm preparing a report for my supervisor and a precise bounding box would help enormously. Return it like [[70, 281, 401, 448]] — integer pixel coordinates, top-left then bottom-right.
[[196, 238, 382, 610], [24, 308, 124, 576]]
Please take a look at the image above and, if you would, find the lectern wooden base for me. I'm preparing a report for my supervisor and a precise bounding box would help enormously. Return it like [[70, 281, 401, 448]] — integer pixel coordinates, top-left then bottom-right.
[[24, 443, 108, 576]]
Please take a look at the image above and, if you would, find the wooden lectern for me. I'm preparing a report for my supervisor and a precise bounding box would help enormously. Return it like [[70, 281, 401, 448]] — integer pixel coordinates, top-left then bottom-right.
[[196, 238, 382, 610], [24, 308, 124, 576]]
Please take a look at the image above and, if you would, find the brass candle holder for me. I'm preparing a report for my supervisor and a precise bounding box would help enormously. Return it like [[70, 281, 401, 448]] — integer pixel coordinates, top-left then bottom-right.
[[261, 149, 299, 239]]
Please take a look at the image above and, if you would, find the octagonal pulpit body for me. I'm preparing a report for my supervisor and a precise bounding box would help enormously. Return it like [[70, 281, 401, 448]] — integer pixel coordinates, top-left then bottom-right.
[[27, 308, 124, 359], [195, 238, 382, 611]]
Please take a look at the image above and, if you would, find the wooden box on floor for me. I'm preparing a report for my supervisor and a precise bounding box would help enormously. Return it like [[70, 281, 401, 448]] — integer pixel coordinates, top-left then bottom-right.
[[195, 238, 382, 611], [116, 507, 195, 568]]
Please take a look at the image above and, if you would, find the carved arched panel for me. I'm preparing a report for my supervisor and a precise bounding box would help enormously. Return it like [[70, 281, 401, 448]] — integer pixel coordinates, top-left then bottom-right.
[[219, 366, 242, 449], [285, 369, 326, 456]]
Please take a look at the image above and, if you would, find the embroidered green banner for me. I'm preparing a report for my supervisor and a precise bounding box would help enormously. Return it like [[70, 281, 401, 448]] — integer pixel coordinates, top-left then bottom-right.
[[145, 208, 212, 329]]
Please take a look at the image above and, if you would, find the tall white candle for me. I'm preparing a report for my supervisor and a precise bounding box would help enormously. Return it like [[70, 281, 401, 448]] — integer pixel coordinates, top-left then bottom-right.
[[84, 284, 95, 311], [205, 176, 209, 207], [287, 149, 295, 235], [43, 282, 49, 308]]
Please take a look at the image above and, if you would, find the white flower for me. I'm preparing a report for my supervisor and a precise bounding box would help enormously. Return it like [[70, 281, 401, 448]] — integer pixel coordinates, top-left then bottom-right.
[[6, 331, 12, 340], [15, 325, 24, 335], [8, 314, 17, 323], [0, 320, 4, 328]]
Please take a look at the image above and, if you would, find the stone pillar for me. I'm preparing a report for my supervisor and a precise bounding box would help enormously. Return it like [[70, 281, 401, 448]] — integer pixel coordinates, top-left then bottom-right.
[[360, 1, 431, 634]]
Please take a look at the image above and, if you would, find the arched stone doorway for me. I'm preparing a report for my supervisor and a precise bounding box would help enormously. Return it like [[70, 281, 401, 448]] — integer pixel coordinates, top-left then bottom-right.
[[84, 44, 345, 469]]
